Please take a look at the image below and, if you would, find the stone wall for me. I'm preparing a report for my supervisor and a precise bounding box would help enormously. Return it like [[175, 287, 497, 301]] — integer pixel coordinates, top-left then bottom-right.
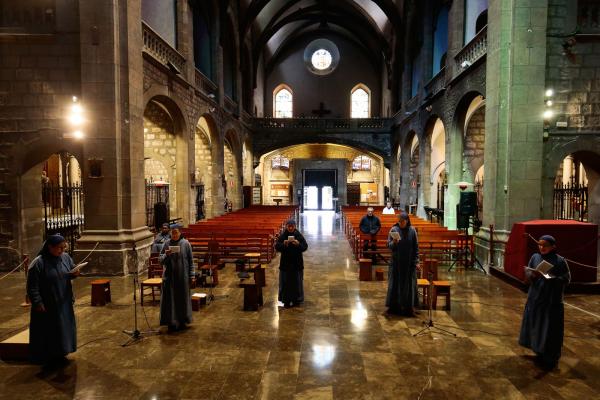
[[464, 106, 485, 177], [194, 127, 213, 218], [546, 1, 600, 132], [144, 101, 178, 214]]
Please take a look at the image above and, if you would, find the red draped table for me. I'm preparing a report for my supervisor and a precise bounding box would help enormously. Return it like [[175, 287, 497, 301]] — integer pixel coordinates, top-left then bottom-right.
[[503, 220, 598, 283]]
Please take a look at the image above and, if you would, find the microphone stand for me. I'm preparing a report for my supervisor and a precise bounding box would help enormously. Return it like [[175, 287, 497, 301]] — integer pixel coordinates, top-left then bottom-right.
[[122, 243, 160, 346], [413, 272, 457, 338]]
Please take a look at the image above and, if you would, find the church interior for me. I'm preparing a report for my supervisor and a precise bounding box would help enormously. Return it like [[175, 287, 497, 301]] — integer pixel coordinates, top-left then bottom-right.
[[1, 0, 600, 398]]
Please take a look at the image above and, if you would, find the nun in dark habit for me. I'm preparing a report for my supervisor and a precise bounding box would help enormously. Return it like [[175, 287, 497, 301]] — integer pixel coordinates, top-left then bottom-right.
[[27, 234, 79, 365], [519, 235, 571, 370], [386, 212, 420, 316], [152, 223, 171, 253], [159, 224, 194, 332], [275, 220, 308, 308]]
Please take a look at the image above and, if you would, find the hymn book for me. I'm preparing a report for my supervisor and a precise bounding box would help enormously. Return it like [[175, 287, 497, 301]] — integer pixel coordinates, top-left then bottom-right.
[[390, 231, 400, 241], [526, 259, 555, 279], [70, 262, 88, 274]]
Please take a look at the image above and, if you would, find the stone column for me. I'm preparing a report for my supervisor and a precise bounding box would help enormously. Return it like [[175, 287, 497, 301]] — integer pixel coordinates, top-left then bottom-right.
[[74, 0, 153, 275], [417, 134, 431, 219], [211, 125, 225, 216], [483, 0, 548, 234]]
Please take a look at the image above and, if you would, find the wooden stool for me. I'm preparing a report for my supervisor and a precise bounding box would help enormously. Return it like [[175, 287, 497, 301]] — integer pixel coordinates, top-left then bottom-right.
[[244, 252, 261, 270], [191, 293, 207, 311], [359, 258, 372, 281], [375, 268, 385, 281], [249, 264, 267, 287], [91, 279, 111, 306], [417, 278, 430, 308], [239, 279, 262, 311], [432, 281, 451, 310], [141, 278, 162, 305]]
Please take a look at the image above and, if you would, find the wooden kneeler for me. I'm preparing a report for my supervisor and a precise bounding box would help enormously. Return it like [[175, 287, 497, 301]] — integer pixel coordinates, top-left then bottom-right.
[[239, 279, 263, 311]]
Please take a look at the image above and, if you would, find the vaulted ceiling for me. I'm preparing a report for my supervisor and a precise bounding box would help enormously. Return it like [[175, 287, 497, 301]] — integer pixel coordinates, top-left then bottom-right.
[[240, 0, 404, 83]]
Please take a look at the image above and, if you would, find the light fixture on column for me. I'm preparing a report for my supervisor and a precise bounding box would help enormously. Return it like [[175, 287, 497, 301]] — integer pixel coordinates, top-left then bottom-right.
[[456, 181, 472, 191], [65, 96, 86, 140]]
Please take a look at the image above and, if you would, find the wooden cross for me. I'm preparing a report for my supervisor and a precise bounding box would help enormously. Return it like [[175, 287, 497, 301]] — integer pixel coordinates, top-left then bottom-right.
[[312, 102, 331, 118]]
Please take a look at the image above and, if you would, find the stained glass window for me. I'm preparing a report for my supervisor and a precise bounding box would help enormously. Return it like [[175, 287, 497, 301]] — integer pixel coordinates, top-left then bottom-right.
[[352, 155, 371, 171]]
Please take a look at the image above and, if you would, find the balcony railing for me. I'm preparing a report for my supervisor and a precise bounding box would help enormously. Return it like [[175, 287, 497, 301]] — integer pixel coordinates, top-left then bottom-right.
[[425, 67, 447, 98], [251, 117, 391, 131], [404, 96, 419, 114], [578, 1, 600, 33], [224, 96, 238, 115], [142, 21, 186, 72], [455, 25, 487, 71], [194, 69, 218, 98], [0, 1, 56, 33]]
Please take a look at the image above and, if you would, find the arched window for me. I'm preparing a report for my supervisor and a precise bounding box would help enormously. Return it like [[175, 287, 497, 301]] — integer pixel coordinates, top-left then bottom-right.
[[351, 85, 370, 118], [432, 6, 449, 75], [273, 85, 293, 118]]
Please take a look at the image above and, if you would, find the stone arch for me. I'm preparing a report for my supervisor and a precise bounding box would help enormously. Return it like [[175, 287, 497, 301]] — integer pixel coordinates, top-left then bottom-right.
[[18, 149, 84, 258], [143, 95, 191, 225], [423, 116, 447, 211], [543, 137, 600, 225]]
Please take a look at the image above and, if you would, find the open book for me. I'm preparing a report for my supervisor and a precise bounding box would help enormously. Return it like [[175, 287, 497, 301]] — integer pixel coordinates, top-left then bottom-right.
[[70, 262, 88, 274], [526, 259, 555, 279], [390, 231, 400, 241]]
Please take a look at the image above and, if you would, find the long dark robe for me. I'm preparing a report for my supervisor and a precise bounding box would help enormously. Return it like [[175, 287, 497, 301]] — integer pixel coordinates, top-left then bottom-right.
[[159, 238, 194, 328], [27, 253, 77, 363], [519, 251, 570, 366], [275, 229, 308, 305], [386, 224, 419, 313]]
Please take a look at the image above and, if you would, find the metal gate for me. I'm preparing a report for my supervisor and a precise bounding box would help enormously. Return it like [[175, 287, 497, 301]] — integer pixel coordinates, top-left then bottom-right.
[[145, 183, 170, 228], [553, 183, 588, 221], [42, 182, 84, 253]]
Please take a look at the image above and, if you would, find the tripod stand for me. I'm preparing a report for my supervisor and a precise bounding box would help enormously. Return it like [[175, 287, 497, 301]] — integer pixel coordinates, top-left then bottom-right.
[[122, 245, 159, 346], [448, 219, 486, 274], [413, 272, 456, 337]]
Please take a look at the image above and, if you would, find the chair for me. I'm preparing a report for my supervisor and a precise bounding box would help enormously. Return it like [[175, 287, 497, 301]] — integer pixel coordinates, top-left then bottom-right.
[[140, 278, 162, 305], [148, 253, 163, 278], [199, 240, 221, 286], [432, 281, 451, 310]]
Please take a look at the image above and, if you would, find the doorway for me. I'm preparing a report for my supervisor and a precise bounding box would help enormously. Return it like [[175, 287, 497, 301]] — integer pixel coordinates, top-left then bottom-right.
[[303, 169, 337, 211]]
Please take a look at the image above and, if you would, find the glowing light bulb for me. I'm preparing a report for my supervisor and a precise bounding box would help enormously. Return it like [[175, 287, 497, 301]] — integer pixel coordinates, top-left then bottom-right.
[[545, 89, 554, 97], [73, 130, 84, 139], [543, 110, 554, 119]]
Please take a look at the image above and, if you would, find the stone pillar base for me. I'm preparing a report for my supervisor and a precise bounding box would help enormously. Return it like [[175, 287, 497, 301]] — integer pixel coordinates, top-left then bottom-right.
[[73, 227, 154, 275], [474, 227, 510, 270]]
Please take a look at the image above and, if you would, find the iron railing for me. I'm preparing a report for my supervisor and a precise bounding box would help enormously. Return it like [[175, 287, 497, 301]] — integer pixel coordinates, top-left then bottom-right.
[[553, 183, 588, 221], [145, 183, 170, 229], [42, 183, 84, 253]]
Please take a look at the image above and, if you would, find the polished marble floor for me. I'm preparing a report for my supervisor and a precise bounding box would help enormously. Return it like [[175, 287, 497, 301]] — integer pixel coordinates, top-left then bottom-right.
[[1, 211, 600, 399]]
